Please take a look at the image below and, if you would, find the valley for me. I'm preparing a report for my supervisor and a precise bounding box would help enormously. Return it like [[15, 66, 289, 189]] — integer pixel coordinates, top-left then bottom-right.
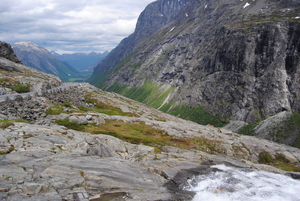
[[1, 0, 300, 200]]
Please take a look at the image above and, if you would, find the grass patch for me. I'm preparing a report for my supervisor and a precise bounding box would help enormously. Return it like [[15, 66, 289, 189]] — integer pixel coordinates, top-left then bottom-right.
[[0, 120, 14, 129], [161, 104, 227, 127], [192, 137, 224, 154], [0, 150, 8, 155], [62, 101, 72, 108], [45, 107, 66, 115], [258, 151, 300, 172], [0, 145, 15, 155], [0, 78, 20, 88], [238, 113, 300, 149], [45, 101, 76, 115], [56, 117, 225, 154], [10, 119, 28, 123], [87, 120, 169, 149], [238, 119, 262, 136], [79, 170, 85, 177], [111, 54, 135, 73], [106, 81, 175, 109], [83, 95, 133, 116], [107, 82, 226, 127], [12, 84, 31, 93], [0, 119, 28, 129], [284, 113, 300, 148], [258, 151, 274, 164], [56, 118, 85, 131], [78, 105, 90, 112]]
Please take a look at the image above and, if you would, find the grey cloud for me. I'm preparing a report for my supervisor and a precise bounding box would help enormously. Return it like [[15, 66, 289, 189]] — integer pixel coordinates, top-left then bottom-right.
[[0, 0, 154, 53]]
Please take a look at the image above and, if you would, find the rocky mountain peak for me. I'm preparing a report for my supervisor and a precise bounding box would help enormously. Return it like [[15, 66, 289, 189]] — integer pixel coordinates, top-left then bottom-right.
[[90, 0, 191, 77], [134, 0, 190, 39], [13, 42, 47, 52]]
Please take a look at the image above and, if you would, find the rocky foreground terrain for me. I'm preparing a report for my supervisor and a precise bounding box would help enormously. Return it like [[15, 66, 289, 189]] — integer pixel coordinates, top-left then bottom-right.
[[1, 82, 300, 201]]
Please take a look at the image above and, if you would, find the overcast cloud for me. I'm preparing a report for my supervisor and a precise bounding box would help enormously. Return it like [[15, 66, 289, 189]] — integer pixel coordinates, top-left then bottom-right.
[[0, 0, 154, 54]]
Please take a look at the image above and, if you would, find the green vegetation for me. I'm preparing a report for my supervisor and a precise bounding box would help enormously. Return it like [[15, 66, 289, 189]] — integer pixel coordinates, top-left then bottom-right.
[[238, 119, 262, 136], [45, 93, 133, 116], [88, 54, 138, 87], [0, 145, 15, 155], [111, 54, 135, 73], [238, 113, 300, 148], [62, 101, 72, 108], [0, 120, 14, 129], [56, 118, 85, 131], [283, 113, 300, 148], [79, 170, 85, 177], [55, 118, 223, 154], [107, 81, 175, 109], [4, 176, 13, 180], [106, 82, 226, 127], [0, 78, 32, 93], [11, 119, 28, 123], [0, 78, 19, 87], [45, 107, 66, 115], [258, 151, 300, 172], [12, 84, 31, 93], [160, 104, 227, 127], [192, 137, 224, 154], [258, 151, 274, 164], [84, 94, 133, 116]]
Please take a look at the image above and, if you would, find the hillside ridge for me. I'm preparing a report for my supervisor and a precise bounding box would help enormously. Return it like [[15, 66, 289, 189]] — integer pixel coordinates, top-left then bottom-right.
[[88, 0, 300, 147]]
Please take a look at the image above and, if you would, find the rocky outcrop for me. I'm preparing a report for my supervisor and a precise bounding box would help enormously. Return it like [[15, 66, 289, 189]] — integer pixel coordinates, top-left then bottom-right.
[[89, 0, 300, 124], [232, 111, 300, 147], [0, 84, 81, 122], [0, 41, 20, 64], [0, 57, 62, 93], [0, 95, 48, 121]]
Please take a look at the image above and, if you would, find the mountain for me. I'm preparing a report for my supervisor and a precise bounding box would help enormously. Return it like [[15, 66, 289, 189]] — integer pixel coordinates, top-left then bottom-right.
[[12, 42, 82, 82], [88, 0, 300, 147], [88, 0, 191, 82], [52, 51, 109, 72]]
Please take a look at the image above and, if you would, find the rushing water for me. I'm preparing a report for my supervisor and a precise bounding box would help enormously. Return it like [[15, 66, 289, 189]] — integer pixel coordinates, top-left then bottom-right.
[[183, 164, 300, 201]]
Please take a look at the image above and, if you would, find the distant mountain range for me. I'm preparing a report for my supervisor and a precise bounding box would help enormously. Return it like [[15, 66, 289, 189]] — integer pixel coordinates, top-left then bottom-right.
[[12, 42, 81, 82], [51, 51, 109, 72]]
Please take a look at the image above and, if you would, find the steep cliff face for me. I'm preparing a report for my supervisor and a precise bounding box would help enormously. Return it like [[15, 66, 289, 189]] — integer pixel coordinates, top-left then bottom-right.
[[89, 0, 191, 84], [90, 0, 300, 125]]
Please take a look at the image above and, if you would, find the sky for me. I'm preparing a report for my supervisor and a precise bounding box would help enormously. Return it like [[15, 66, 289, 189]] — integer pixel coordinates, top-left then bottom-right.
[[0, 0, 154, 54]]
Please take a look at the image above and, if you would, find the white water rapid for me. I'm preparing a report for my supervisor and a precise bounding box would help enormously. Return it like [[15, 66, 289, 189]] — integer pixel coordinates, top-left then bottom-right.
[[183, 164, 300, 201]]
